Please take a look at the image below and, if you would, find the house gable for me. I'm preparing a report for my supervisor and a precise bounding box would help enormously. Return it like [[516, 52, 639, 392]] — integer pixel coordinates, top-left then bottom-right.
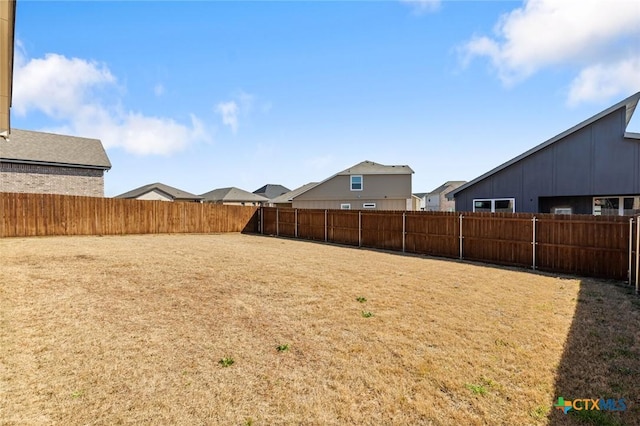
[[115, 182, 202, 202], [450, 92, 640, 213]]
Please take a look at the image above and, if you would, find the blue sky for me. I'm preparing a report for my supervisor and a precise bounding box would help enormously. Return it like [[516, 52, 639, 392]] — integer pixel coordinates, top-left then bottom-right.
[[11, 0, 640, 197]]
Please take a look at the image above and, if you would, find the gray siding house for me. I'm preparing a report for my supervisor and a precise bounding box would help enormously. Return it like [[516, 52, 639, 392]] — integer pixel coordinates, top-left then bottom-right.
[[449, 92, 640, 216], [291, 160, 415, 211], [0, 129, 111, 197]]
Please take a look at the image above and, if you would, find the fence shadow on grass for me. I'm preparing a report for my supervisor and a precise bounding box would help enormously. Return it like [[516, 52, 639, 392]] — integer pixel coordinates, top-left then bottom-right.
[[547, 280, 640, 425], [256, 233, 640, 425]]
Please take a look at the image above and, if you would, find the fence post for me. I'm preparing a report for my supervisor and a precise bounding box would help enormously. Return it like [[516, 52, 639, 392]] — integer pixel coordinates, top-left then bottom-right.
[[636, 216, 639, 294], [532, 216, 537, 270], [325, 210, 328, 242], [295, 209, 298, 238], [276, 208, 279, 237], [459, 214, 463, 260], [358, 211, 362, 247], [402, 212, 406, 253], [629, 217, 634, 285]]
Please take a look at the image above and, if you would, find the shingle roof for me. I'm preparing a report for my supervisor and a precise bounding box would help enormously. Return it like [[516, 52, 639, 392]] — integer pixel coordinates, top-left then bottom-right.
[[200, 187, 269, 203], [115, 182, 203, 201], [448, 91, 640, 199], [336, 160, 414, 175], [253, 184, 291, 199], [270, 182, 319, 204], [0, 129, 111, 169], [427, 181, 467, 195]]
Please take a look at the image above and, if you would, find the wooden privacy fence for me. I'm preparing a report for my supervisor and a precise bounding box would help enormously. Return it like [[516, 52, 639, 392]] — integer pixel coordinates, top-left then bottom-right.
[[260, 207, 639, 288], [0, 192, 259, 237]]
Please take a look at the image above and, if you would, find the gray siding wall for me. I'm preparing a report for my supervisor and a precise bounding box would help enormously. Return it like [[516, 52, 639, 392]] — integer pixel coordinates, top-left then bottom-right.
[[292, 198, 407, 211], [0, 163, 105, 197], [455, 107, 640, 212], [295, 174, 412, 201]]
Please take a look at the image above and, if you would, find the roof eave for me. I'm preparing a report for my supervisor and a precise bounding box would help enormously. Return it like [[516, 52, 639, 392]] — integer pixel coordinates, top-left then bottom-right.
[[624, 132, 640, 140], [0, 158, 111, 170]]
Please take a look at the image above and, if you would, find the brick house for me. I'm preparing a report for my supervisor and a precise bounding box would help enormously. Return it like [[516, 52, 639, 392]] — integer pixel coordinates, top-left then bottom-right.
[[0, 129, 112, 197]]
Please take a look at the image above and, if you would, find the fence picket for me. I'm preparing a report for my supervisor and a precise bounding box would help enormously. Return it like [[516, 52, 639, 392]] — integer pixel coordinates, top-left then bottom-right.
[[1, 193, 633, 282], [260, 207, 631, 281], [0, 192, 259, 237]]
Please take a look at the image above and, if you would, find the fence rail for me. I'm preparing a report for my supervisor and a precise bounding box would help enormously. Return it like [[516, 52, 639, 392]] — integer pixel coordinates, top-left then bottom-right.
[[261, 207, 639, 289], [0, 192, 259, 237]]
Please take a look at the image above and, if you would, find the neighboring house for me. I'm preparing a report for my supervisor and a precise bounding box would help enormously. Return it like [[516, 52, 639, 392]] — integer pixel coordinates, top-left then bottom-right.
[[0, 129, 112, 197], [253, 184, 290, 200], [0, 0, 16, 138], [115, 182, 203, 202], [413, 192, 428, 211], [416, 181, 466, 211], [449, 91, 640, 216], [269, 182, 319, 208], [200, 187, 269, 206], [290, 160, 415, 211]]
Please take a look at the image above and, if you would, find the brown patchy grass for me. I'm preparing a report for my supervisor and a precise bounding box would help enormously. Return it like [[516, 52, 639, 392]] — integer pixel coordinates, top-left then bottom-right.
[[0, 234, 638, 425]]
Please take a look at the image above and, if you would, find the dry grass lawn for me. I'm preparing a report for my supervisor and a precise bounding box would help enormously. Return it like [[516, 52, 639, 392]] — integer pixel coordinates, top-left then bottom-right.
[[1, 234, 638, 425]]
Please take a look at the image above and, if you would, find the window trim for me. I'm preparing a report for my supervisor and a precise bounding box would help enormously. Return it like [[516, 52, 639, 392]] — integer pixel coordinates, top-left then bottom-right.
[[472, 198, 516, 213], [593, 195, 640, 216], [340, 203, 351, 210], [362, 202, 376, 209], [350, 175, 363, 191]]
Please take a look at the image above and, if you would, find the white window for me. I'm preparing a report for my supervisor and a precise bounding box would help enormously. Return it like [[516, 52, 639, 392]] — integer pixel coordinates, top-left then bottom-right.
[[340, 203, 351, 210], [554, 207, 572, 215], [473, 198, 516, 213], [362, 203, 376, 209], [593, 196, 640, 216], [350, 175, 363, 191]]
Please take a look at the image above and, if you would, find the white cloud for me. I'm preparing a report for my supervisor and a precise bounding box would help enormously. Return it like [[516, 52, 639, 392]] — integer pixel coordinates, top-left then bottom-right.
[[215, 90, 256, 134], [567, 57, 640, 106], [13, 52, 116, 118], [399, 0, 440, 15], [13, 48, 210, 155], [461, 0, 640, 103], [215, 101, 239, 134]]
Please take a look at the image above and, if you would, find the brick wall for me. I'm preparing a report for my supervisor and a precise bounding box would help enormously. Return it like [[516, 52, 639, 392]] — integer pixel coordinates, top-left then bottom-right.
[[438, 192, 456, 212], [0, 163, 105, 197]]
